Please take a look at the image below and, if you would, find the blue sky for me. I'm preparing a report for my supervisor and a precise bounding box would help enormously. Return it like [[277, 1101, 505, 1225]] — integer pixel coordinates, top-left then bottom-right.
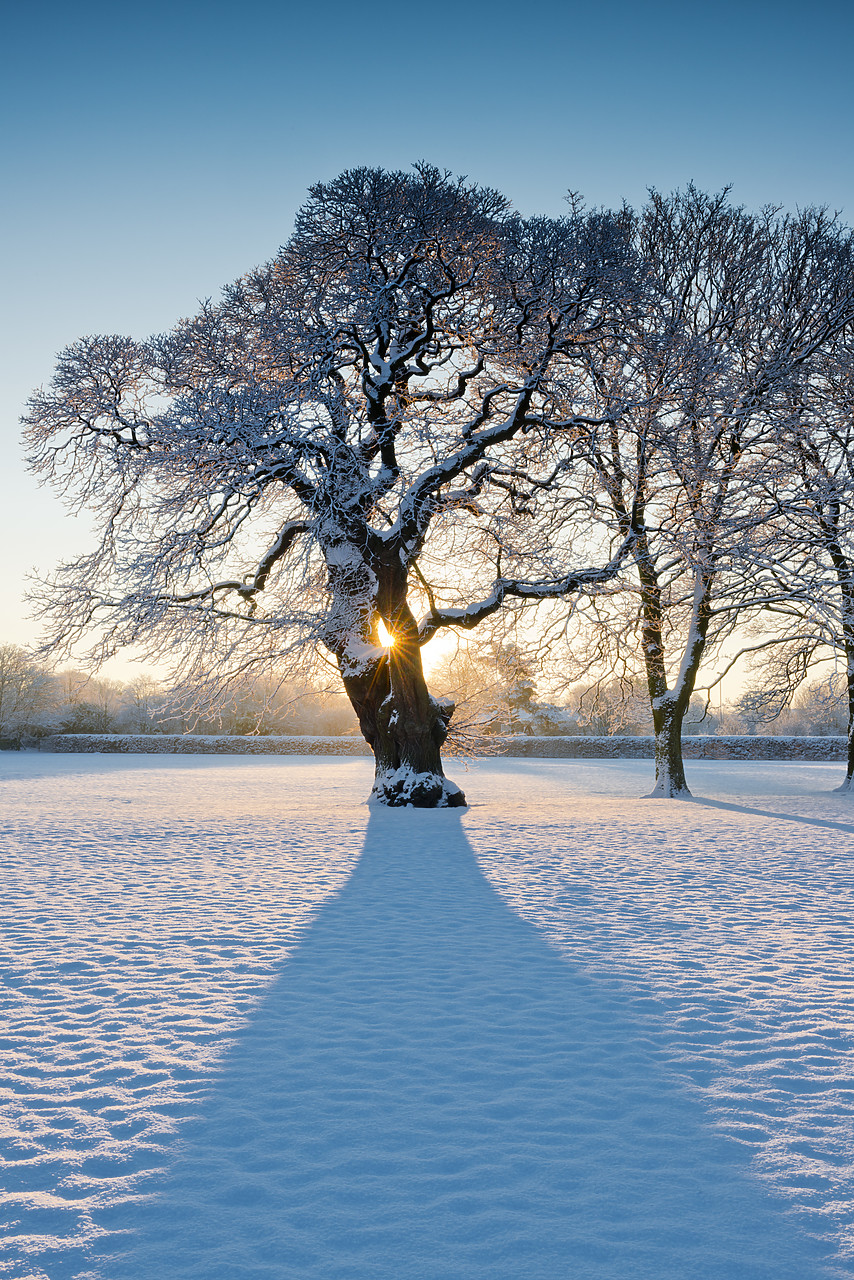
[[2, 0, 852, 664]]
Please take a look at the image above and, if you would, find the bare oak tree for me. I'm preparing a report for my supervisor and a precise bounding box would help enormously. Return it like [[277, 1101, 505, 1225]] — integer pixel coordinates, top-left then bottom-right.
[[25, 165, 636, 805]]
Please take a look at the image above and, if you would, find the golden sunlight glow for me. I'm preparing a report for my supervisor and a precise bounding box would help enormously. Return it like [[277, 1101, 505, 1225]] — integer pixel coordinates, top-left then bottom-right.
[[377, 620, 395, 648]]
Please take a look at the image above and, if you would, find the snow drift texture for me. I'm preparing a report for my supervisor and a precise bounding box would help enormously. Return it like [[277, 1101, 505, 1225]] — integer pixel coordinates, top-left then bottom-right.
[[2, 754, 854, 1278]]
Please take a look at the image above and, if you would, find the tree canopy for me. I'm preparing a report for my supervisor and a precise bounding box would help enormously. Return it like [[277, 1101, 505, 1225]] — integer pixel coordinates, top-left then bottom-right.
[[24, 165, 854, 802], [25, 165, 640, 804]]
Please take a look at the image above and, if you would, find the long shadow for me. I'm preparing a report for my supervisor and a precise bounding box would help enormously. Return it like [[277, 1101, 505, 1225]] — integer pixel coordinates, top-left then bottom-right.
[[99, 810, 834, 1280], [687, 794, 854, 835]]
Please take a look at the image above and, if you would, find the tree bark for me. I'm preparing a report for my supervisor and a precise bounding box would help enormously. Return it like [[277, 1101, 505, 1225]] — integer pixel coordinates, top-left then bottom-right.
[[832, 640, 854, 793], [637, 553, 714, 797], [339, 560, 465, 807], [648, 694, 691, 797], [843, 717, 854, 794], [633, 537, 692, 798], [823, 525, 854, 794]]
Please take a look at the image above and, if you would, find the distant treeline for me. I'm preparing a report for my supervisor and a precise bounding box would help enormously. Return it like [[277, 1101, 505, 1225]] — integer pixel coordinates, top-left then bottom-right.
[[0, 646, 358, 746], [1, 642, 848, 749]]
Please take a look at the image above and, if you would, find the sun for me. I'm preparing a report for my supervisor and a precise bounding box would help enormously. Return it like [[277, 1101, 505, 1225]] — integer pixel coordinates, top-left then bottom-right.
[[377, 620, 395, 648]]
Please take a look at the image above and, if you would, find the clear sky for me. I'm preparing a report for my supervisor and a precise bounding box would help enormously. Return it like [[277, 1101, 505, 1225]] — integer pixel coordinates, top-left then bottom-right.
[[2, 0, 852, 673]]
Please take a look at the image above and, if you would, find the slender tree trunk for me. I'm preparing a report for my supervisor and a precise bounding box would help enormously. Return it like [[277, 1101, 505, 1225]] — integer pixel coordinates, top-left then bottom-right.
[[648, 693, 691, 797], [826, 536, 854, 793], [638, 554, 714, 797], [832, 638, 854, 793], [845, 667, 854, 792], [633, 538, 692, 797]]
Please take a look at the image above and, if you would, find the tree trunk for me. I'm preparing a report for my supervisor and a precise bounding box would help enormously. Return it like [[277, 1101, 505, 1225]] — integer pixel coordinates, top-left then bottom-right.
[[633, 539, 692, 798], [338, 562, 465, 808], [842, 722, 854, 794], [645, 565, 714, 799], [374, 636, 464, 807], [833, 643, 854, 794], [647, 694, 691, 797]]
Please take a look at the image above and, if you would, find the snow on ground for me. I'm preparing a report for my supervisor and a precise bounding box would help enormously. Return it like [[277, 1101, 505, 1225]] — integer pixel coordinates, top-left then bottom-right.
[[2, 754, 854, 1278]]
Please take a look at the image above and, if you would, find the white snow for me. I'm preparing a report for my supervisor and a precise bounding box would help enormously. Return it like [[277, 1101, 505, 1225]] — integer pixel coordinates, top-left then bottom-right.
[[2, 754, 854, 1278]]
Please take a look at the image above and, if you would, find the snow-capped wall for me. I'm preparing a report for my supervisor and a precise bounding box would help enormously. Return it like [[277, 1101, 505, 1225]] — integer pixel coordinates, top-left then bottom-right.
[[502, 735, 847, 759], [37, 733, 847, 759], [40, 734, 374, 755]]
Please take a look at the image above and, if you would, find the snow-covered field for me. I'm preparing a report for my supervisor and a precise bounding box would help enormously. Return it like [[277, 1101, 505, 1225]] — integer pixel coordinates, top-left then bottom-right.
[[2, 754, 854, 1279]]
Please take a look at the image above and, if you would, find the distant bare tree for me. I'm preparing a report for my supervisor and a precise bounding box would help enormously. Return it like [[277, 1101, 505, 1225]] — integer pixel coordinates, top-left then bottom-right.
[[430, 638, 576, 738], [119, 674, 163, 733], [567, 678, 653, 737], [544, 190, 854, 795], [0, 645, 53, 745], [742, 330, 854, 785], [55, 673, 123, 734]]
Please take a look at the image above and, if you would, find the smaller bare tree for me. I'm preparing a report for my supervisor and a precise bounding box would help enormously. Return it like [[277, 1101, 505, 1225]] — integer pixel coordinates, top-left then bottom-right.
[[545, 189, 854, 795]]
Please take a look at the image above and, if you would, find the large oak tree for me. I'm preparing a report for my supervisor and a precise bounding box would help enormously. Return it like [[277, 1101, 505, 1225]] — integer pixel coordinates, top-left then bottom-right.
[[25, 165, 637, 805]]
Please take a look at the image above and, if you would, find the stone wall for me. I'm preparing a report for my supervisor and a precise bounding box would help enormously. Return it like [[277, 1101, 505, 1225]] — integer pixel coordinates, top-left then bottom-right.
[[38, 733, 847, 760]]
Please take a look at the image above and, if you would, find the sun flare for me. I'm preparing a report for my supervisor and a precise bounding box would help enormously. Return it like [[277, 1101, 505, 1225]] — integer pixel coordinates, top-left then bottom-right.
[[377, 620, 395, 648]]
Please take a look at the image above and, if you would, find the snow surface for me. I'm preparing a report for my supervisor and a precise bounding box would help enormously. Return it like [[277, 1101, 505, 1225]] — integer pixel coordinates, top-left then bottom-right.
[[2, 753, 854, 1278]]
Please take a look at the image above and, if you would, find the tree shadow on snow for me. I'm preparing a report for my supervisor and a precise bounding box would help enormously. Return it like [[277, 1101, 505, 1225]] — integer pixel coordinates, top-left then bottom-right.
[[687, 794, 854, 835], [97, 810, 836, 1280]]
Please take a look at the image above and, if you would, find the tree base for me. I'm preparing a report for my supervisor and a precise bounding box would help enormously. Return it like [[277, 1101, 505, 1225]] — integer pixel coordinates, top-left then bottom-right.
[[833, 776, 854, 794], [370, 765, 467, 808], [644, 782, 693, 799]]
